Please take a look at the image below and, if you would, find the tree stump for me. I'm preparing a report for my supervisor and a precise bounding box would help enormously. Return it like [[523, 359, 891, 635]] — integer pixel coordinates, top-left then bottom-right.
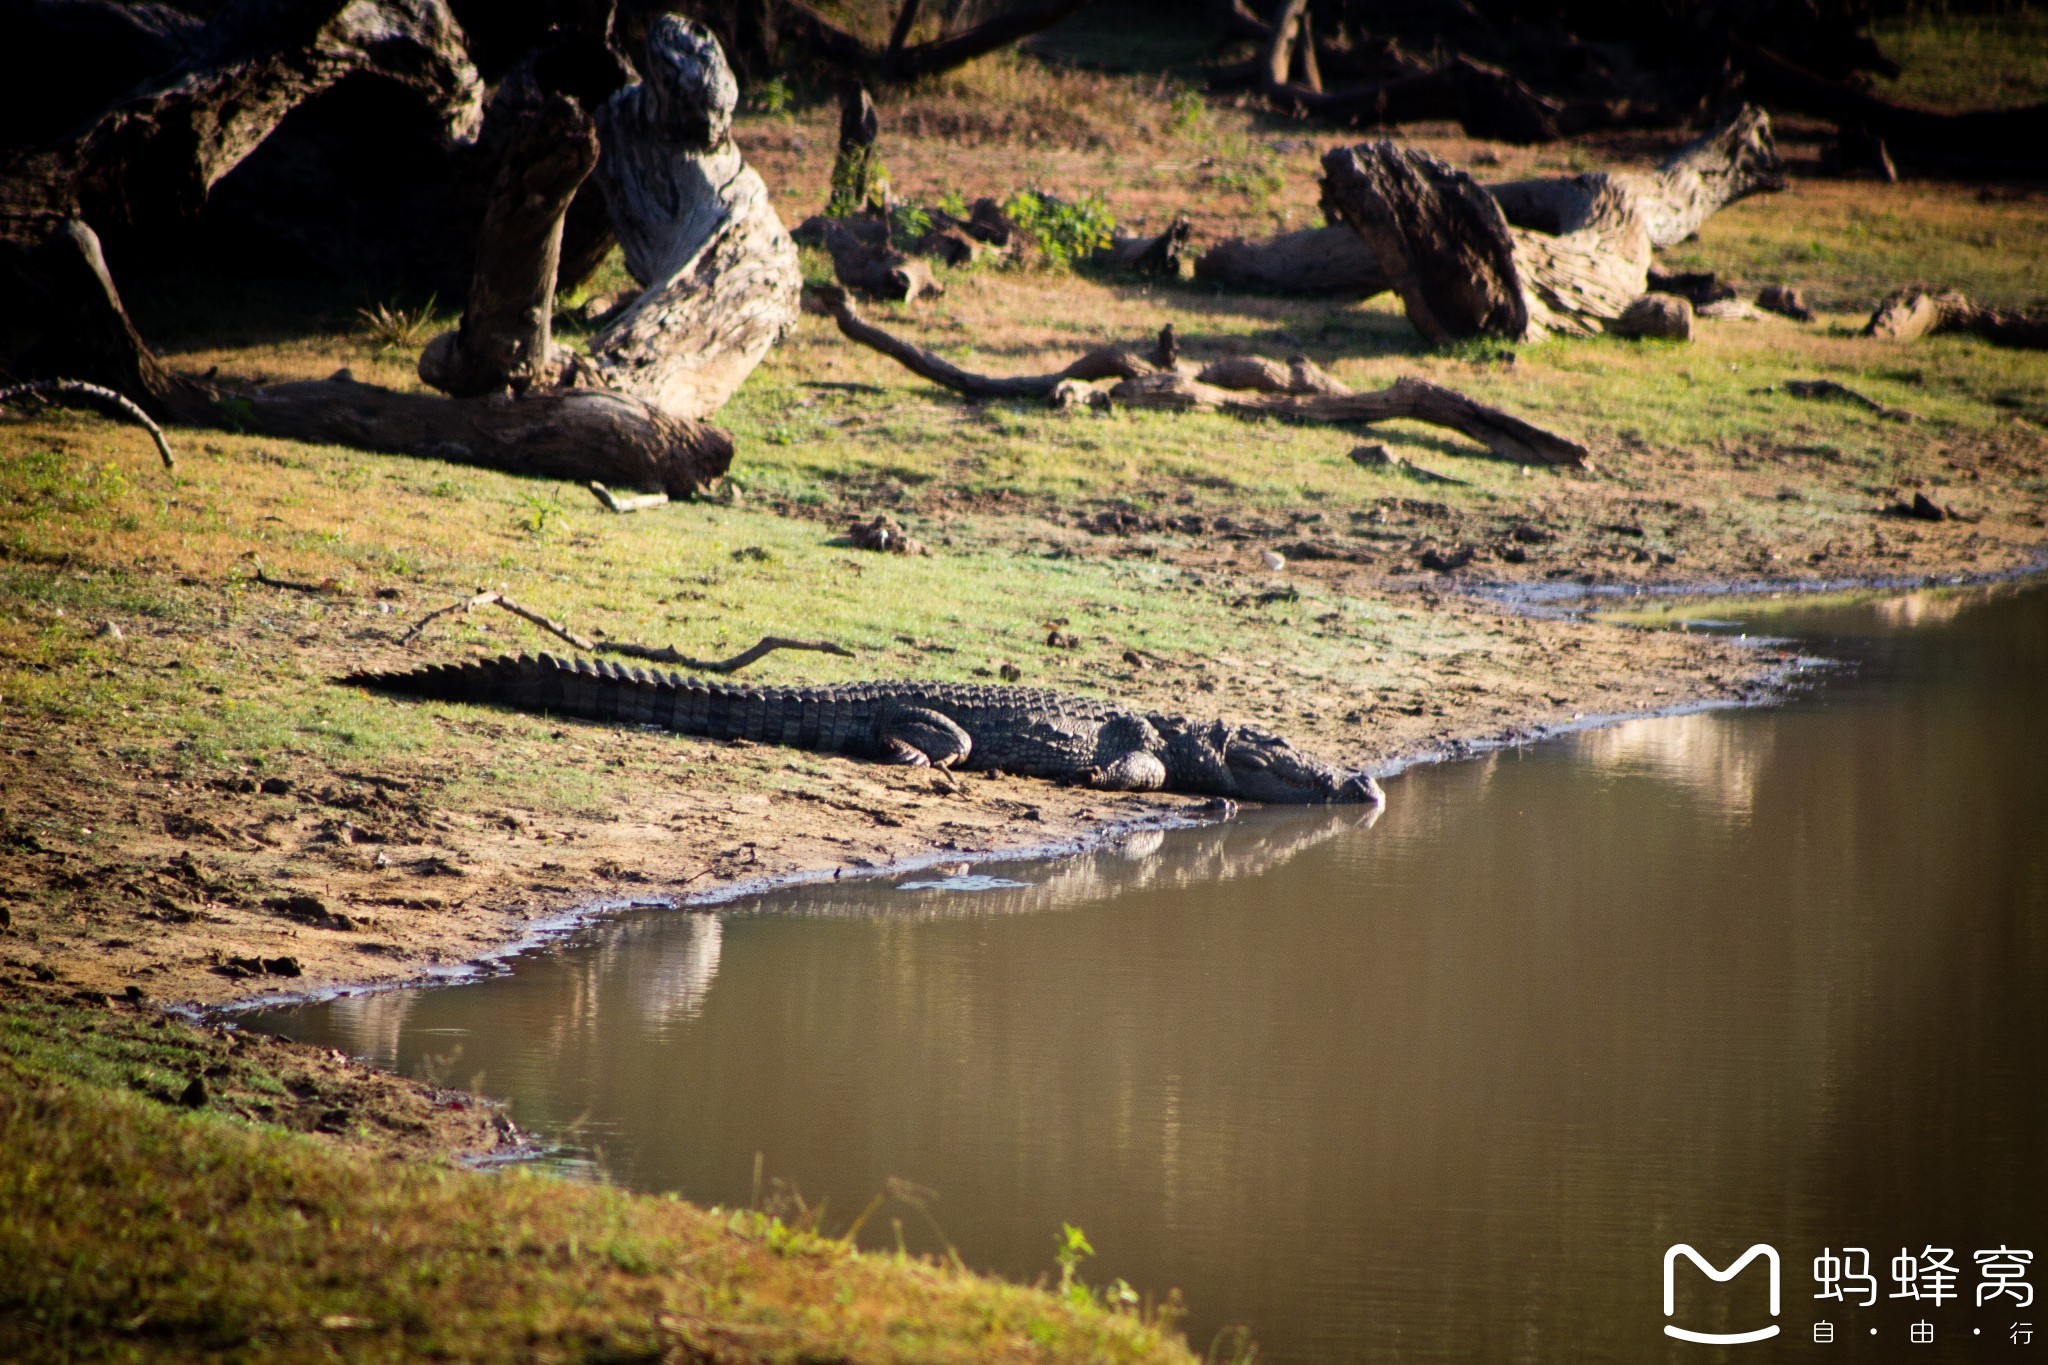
[[568, 17, 801, 421]]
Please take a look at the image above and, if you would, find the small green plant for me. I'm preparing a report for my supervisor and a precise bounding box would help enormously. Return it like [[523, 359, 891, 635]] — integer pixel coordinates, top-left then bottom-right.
[[513, 489, 564, 539], [748, 76, 794, 116], [1001, 190, 1116, 268], [1054, 1222, 1095, 1304], [356, 295, 438, 352], [889, 203, 934, 249], [935, 188, 970, 219], [1168, 87, 1206, 135]]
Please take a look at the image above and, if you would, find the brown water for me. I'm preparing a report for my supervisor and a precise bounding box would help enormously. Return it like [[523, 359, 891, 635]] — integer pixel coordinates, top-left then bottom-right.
[[252, 583, 2048, 1363]]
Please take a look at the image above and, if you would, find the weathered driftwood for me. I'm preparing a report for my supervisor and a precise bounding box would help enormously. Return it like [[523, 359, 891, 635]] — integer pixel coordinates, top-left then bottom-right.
[[567, 17, 802, 421], [806, 286, 1588, 467], [419, 93, 600, 397], [1194, 226, 1390, 296], [1321, 107, 1780, 342], [241, 380, 733, 496], [1864, 289, 2048, 350], [1489, 105, 1784, 249]]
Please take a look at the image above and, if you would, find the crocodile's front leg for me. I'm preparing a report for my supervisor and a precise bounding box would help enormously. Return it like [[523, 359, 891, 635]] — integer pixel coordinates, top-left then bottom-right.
[[1085, 713, 1167, 791], [877, 704, 973, 768], [1087, 750, 1168, 791]]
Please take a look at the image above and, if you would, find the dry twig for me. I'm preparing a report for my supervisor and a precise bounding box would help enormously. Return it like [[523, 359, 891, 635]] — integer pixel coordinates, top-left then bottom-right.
[[400, 591, 853, 673]]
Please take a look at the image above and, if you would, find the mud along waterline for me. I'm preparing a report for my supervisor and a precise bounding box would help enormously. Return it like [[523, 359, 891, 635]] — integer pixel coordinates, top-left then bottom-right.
[[251, 582, 2048, 1364]]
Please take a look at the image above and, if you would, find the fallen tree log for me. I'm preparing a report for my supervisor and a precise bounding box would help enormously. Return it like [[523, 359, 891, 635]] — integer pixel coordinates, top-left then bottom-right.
[[1196, 106, 1777, 298], [564, 17, 802, 420], [1863, 289, 2048, 350], [806, 285, 1588, 467], [1319, 106, 1780, 341], [1194, 225, 1390, 296]]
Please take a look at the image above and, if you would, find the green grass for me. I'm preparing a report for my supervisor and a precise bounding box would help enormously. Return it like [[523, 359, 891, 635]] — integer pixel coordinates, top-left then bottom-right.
[[1872, 8, 2048, 112], [0, 1050, 1192, 1363]]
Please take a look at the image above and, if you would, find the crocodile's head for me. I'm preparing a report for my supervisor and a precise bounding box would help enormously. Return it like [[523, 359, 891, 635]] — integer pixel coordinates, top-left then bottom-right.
[[1155, 718, 1384, 806]]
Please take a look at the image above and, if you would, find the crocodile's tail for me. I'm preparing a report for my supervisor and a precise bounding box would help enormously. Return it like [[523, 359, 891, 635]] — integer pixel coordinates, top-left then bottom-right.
[[341, 653, 867, 752], [343, 653, 697, 729]]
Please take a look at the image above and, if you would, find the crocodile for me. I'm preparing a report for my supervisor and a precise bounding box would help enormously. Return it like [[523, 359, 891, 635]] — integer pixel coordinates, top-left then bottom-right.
[[342, 653, 1385, 806]]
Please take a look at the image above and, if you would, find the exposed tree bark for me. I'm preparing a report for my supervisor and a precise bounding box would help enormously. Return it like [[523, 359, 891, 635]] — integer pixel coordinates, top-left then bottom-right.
[[1194, 225, 1390, 296], [805, 285, 1589, 467], [567, 16, 802, 421], [419, 94, 601, 397], [239, 380, 733, 496], [1320, 106, 1779, 342], [1864, 289, 2048, 350]]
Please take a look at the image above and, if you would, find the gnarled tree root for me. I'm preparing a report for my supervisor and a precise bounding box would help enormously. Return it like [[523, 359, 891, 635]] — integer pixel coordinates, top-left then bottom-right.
[[805, 286, 1589, 468]]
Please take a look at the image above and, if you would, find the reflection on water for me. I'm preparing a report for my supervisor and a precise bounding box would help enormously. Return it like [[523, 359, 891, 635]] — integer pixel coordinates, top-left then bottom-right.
[[253, 584, 2048, 1364], [1577, 710, 1777, 816]]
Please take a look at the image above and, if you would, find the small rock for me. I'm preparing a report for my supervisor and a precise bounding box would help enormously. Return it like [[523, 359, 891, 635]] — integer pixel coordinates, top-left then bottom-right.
[[1883, 492, 1948, 522], [178, 1076, 208, 1108], [1756, 284, 1815, 322], [1261, 549, 1287, 572], [1046, 630, 1080, 649], [998, 662, 1023, 682], [846, 513, 928, 556], [1120, 649, 1149, 670], [1609, 293, 1693, 341], [95, 621, 123, 640]]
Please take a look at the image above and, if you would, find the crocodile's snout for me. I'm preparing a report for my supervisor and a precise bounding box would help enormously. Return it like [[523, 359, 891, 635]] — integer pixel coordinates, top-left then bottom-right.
[[1337, 773, 1385, 805]]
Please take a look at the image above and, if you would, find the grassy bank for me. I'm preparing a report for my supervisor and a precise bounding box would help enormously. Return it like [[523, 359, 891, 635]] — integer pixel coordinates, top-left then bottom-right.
[[0, 992, 1191, 1363]]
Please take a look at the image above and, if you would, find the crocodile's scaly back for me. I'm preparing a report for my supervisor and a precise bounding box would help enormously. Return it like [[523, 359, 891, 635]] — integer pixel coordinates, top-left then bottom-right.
[[341, 653, 1384, 805], [343, 653, 1122, 754]]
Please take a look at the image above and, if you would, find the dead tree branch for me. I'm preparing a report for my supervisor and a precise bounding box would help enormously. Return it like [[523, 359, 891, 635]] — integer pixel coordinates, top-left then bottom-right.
[[806, 286, 1589, 467], [0, 379, 175, 468]]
